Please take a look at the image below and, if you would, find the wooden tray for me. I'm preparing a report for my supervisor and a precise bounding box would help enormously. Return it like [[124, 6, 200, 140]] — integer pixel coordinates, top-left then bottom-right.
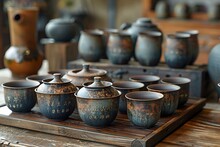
[[0, 98, 206, 147]]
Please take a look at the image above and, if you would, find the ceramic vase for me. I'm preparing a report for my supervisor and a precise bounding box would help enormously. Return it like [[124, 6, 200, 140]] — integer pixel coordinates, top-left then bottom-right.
[[208, 44, 220, 96], [135, 31, 162, 66], [107, 32, 133, 64], [4, 7, 43, 78], [165, 33, 190, 68]]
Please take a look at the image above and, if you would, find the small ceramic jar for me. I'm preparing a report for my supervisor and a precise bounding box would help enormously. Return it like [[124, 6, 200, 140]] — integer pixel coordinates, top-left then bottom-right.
[[35, 73, 78, 120], [75, 77, 121, 127]]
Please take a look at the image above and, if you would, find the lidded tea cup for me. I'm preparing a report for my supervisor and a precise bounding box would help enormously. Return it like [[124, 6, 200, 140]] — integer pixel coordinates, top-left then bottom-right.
[[35, 73, 78, 120], [75, 77, 121, 127]]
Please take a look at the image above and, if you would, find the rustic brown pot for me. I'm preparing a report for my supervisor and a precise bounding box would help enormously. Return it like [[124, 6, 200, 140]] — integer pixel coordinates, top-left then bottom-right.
[[4, 7, 43, 78]]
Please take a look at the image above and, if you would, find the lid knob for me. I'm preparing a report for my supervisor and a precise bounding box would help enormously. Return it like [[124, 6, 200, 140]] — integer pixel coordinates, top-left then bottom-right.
[[50, 73, 63, 83]]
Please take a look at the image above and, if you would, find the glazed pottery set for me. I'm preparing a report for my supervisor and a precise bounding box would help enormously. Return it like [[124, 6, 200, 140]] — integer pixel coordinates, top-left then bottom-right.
[[77, 17, 199, 68], [2, 64, 191, 128]]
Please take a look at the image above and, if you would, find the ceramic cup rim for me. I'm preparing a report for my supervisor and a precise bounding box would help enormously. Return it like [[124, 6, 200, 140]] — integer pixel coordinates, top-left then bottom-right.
[[161, 77, 191, 85], [2, 80, 40, 89], [112, 81, 145, 90], [125, 91, 164, 101], [147, 83, 180, 92], [129, 75, 160, 83]]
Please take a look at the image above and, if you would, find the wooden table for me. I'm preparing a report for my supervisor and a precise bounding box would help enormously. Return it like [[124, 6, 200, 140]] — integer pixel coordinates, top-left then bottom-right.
[[0, 61, 220, 146]]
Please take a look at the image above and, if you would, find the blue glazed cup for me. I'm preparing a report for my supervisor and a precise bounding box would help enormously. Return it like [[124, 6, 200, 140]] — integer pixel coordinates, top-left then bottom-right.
[[2, 80, 40, 112]]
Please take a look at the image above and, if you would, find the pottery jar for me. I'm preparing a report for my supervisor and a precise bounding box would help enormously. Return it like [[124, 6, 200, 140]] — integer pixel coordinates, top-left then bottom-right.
[[208, 44, 220, 96], [107, 31, 133, 64], [75, 77, 121, 127], [78, 30, 105, 62], [4, 7, 43, 78], [135, 31, 162, 66], [63, 64, 112, 88], [35, 73, 78, 120], [177, 30, 199, 65], [165, 33, 190, 68], [45, 18, 81, 42]]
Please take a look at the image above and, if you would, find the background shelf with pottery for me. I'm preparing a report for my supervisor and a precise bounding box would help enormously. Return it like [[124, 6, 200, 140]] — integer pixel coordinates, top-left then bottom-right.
[[143, 0, 220, 65]]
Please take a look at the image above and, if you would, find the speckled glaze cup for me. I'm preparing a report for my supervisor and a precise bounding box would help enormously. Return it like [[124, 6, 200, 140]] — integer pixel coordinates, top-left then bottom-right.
[[2, 80, 40, 112], [147, 84, 180, 116], [161, 77, 191, 107], [125, 91, 163, 128], [112, 81, 144, 114]]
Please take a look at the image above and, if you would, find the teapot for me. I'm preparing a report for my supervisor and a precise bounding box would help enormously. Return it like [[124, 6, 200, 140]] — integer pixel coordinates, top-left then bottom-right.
[[120, 17, 162, 45]]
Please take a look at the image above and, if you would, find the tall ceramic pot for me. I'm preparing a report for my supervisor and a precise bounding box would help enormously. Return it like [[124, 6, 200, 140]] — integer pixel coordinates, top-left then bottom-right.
[[107, 32, 133, 64], [165, 33, 190, 68], [135, 31, 162, 66], [78, 30, 105, 62], [208, 44, 220, 96], [177, 30, 199, 65], [4, 7, 43, 78]]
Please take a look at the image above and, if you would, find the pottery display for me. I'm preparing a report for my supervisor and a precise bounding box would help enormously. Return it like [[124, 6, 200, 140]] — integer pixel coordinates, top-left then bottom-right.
[[4, 7, 43, 78], [2, 80, 40, 112], [78, 30, 105, 62], [35, 73, 78, 120], [63, 64, 112, 88], [112, 81, 144, 114], [135, 31, 162, 66], [165, 33, 190, 68], [45, 18, 81, 42], [208, 44, 220, 96], [161, 77, 191, 107], [147, 84, 180, 116], [75, 77, 121, 127], [125, 91, 163, 128]]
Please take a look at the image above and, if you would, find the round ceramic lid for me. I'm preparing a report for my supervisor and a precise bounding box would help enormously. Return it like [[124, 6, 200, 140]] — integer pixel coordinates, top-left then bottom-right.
[[36, 73, 77, 94], [76, 77, 120, 99], [67, 64, 107, 77]]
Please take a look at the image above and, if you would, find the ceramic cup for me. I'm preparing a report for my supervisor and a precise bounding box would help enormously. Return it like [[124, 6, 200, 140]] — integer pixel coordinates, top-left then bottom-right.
[[112, 81, 144, 114], [161, 77, 191, 107], [147, 84, 180, 116], [125, 91, 163, 128], [2, 80, 40, 112]]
